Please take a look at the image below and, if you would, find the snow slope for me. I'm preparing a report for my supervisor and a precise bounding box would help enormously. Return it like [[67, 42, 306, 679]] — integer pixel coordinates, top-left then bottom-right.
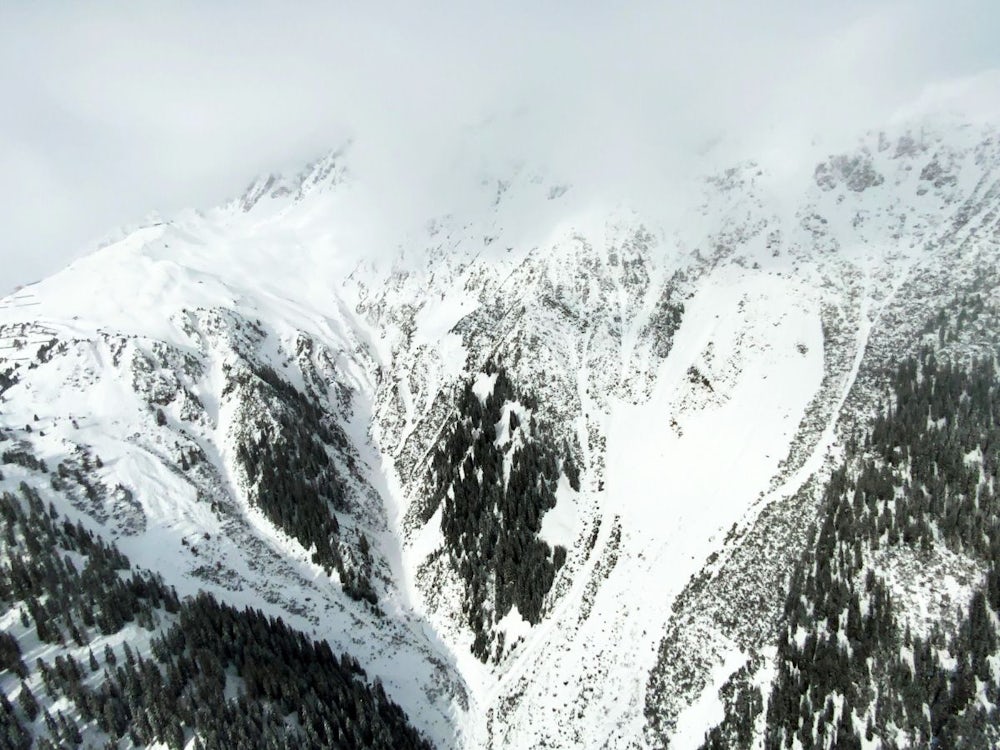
[[3, 111, 1000, 748]]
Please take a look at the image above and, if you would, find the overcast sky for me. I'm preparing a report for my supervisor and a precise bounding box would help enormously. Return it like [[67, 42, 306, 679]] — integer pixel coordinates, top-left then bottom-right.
[[1, 1, 998, 291]]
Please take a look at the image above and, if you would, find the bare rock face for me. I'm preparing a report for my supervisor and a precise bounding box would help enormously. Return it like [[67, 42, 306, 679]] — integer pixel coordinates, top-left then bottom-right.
[[814, 150, 885, 192]]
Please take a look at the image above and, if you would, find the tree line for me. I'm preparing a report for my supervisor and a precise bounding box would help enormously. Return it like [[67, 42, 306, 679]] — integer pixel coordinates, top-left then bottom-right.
[[0, 466, 430, 748], [712, 351, 1000, 749], [427, 362, 576, 662]]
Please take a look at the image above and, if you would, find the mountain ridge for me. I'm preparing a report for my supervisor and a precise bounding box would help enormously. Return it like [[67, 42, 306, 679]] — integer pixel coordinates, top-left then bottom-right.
[[2, 113, 1000, 748]]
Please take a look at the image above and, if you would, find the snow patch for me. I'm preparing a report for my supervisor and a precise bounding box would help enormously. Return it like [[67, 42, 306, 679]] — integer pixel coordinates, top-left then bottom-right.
[[872, 544, 986, 639], [472, 371, 498, 404], [539, 475, 579, 551], [670, 642, 747, 749], [496, 605, 534, 643]]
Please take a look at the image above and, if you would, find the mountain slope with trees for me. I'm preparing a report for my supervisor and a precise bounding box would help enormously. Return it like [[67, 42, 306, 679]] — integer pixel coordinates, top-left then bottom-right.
[[0, 462, 431, 749], [424, 362, 576, 662], [2, 114, 1000, 748], [703, 351, 1000, 748]]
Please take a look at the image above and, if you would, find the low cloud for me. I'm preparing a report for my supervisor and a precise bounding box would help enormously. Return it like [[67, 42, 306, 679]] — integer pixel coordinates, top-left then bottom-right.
[[1, 0, 997, 289]]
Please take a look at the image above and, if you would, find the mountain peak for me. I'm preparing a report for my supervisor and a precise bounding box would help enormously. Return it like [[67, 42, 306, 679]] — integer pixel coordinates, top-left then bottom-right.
[[3, 112, 1000, 748]]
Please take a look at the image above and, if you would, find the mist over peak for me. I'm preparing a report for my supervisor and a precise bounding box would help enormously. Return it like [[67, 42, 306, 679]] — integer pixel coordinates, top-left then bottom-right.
[[1, 1, 998, 290]]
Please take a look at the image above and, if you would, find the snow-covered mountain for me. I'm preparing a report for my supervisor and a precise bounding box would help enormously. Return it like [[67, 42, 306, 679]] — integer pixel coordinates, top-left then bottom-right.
[[2, 110, 1000, 749]]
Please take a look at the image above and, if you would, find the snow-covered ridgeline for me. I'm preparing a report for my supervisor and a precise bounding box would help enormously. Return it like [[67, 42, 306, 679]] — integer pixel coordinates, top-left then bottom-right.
[[1, 115, 999, 748]]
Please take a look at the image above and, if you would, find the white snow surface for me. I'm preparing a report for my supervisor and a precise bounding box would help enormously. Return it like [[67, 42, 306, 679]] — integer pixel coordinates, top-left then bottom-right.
[[2, 112, 1000, 749]]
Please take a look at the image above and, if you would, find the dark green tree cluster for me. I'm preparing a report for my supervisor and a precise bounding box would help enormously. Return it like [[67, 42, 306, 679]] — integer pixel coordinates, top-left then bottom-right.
[[0, 470, 430, 749], [1, 451, 47, 474], [47, 453, 108, 517], [231, 364, 375, 604], [35, 593, 431, 750], [699, 660, 764, 750], [757, 350, 1000, 749], [0, 483, 178, 651], [427, 362, 574, 661], [923, 291, 998, 350], [0, 367, 17, 398]]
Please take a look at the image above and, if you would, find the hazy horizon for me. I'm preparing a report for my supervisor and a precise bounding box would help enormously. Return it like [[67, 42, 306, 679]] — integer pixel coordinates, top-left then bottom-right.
[[2, 1, 999, 290]]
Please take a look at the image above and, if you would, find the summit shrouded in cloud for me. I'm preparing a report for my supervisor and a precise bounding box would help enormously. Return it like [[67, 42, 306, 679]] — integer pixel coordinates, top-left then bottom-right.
[[3, 5, 1000, 748], [1, 0, 999, 290]]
